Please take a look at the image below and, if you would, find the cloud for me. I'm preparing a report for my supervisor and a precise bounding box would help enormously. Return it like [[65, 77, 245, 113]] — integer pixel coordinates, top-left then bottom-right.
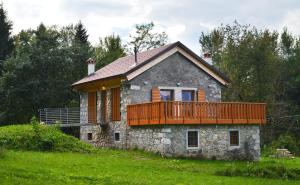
[[279, 9, 300, 35], [2, 0, 300, 54]]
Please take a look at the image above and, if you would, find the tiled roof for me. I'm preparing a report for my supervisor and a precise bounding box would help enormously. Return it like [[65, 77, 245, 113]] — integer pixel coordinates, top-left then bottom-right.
[[72, 43, 174, 86]]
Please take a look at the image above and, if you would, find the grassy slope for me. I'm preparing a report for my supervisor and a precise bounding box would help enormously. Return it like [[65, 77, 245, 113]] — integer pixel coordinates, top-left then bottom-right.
[[0, 150, 300, 185]]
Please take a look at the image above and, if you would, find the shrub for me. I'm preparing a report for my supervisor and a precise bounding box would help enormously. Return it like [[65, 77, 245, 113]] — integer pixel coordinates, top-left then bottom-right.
[[262, 134, 299, 156], [0, 147, 6, 158], [0, 122, 94, 153], [216, 164, 300, 180]]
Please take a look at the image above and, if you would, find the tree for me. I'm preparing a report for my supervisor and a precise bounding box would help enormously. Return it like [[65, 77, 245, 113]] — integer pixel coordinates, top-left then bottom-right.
[[127, 22, 168, 53], [0, 3, 14, 74], [94, 34, 126, 69], [72, 22, 91, 80], [199, 22, 280, 103], [75, 21, 89, 45], [0, 23, 90, 124]]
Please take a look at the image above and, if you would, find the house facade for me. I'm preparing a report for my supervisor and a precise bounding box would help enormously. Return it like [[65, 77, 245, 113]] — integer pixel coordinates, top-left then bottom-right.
[[72, 42, 266, 161]]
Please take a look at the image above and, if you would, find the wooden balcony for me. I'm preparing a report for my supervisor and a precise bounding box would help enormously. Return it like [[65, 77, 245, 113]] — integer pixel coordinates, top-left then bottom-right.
[[127, 101, 266, 126]]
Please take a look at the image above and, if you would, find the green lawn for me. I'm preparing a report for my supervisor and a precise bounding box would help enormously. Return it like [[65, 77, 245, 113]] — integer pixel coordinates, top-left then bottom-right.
[[0, 149, 300, 185]]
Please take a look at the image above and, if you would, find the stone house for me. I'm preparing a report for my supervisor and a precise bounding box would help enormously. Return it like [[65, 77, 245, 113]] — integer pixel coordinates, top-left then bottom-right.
[[72, 41, 266, 161]]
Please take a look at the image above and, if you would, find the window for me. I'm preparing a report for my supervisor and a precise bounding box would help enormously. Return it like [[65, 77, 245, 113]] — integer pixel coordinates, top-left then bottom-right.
[[111, 87, 121, 121], [229, 130, 239, 146], [160, 90, 174, 101], [182, 90, 194, 101], [87, 133, 93, 140], [88, 92, 97, 124], [187, 130, 199, 149], [114, 132, 120, 142]]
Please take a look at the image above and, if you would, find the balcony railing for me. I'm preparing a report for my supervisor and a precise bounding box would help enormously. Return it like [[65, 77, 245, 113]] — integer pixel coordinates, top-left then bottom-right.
[[127, 101, 266, 126]]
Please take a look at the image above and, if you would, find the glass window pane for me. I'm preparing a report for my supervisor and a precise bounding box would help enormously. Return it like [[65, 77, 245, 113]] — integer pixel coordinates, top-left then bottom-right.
[[182, 90, 194, 101], [230, 131, 239, 146], [188, 131, 198, 148]]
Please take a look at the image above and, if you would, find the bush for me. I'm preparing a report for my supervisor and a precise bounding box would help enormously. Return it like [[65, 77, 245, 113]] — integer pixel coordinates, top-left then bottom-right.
[[0, 147, 6, 158], [262, 134, 299, 156], [216, 164, 300, 180], [0, 121, 95, 153]]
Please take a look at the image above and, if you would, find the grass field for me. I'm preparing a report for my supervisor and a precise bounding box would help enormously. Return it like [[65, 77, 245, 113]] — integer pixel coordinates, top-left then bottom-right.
[[0, 124, 299, 185], [0, 149, 299, 185]]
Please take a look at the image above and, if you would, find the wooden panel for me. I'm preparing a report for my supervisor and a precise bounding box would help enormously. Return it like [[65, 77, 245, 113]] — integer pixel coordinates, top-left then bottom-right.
[[111, 87, 121, 121], [101, 90, 107, 123], [152, 87, 161, 102], [197, 89, 206, 102], [88, 92, 97, 124]]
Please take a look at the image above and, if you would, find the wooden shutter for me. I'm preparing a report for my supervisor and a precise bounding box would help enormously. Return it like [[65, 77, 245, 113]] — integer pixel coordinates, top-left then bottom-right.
[[111, 87, 121, 121], [151, 87, 161, 102], [101, 90, 107, 123], [197, 89, 206, 102], [88, 92, 97, 124]]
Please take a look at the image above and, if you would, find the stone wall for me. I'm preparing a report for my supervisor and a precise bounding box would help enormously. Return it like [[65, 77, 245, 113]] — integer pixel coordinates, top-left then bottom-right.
[[80, 92, 88, 125], [128, 52, 223, 103], [127, 125, 260, 160], [79, 85, 129, 148]]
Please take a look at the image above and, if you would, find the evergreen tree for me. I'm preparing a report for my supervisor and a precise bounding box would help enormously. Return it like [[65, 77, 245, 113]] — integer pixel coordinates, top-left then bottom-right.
[[75, 21, 89, 45], [72, 22, 91, 80], [0, 3, 14, 73]]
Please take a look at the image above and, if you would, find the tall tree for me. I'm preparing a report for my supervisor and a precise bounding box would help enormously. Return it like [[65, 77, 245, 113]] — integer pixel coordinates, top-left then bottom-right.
[[0, 3, 14, 73], [94, 34, 126, 69], [72, 21, 91, 80], [199, 22, 280, 103], [127, 22, 168, 53], [75, 21, 89, 45]]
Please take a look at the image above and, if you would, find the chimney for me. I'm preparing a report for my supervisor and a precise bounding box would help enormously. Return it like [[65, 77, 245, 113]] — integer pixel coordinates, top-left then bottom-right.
[[87, 58, 96, 75], [134, 46, 138, 65], [203, 52, 213, 65]]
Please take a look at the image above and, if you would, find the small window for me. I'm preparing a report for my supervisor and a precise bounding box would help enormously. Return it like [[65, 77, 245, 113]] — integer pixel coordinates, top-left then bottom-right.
[[87, 133, 93, 140], [114, 132, 120, 142], [187, 130, 199, 149], [160, 90, 174, 101], [229, 130, 239, 146]]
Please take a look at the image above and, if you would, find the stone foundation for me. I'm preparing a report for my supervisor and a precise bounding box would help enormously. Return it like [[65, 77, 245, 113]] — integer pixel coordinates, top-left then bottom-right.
[[126, 125, 260, 160], [80, 123, 260, 161]]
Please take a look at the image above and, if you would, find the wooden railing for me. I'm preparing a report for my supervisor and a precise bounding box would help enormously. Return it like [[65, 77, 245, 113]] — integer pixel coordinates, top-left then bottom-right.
[[127, 101, 266, 126]]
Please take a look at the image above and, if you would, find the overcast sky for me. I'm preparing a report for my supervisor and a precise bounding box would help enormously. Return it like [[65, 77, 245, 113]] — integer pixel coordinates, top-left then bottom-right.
[[2, 0, 300, 54]]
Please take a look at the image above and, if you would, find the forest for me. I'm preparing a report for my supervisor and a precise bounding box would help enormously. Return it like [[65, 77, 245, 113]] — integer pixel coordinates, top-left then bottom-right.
[[0, 4, 299, 152]]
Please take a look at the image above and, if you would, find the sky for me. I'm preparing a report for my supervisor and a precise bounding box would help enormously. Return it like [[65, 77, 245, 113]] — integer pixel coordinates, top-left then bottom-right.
[[2, 0, 300, 55]]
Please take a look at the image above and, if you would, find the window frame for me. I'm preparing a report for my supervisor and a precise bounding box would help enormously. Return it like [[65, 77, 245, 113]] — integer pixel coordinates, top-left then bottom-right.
[[114, 131, 120, 142], [229, 129, 240, 147], [186, 129, 200, 150]]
